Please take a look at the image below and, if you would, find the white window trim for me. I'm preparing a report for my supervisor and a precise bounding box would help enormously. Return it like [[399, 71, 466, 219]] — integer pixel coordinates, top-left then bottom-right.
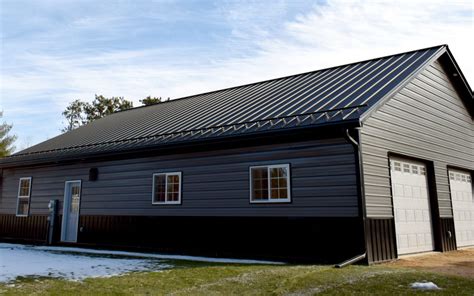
[[16, 177, 32, 217], [249, 164, 291, 203], [152, 172, 182, 205]]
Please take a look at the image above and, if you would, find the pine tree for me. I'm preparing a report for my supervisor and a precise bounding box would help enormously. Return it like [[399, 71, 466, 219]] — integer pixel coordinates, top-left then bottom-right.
[[0, 111, 17, 157]]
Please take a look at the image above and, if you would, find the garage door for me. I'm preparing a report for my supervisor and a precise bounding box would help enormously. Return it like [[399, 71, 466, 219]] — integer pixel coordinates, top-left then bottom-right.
[[449, 169, 474, 247], [390, 158, 434, 255]]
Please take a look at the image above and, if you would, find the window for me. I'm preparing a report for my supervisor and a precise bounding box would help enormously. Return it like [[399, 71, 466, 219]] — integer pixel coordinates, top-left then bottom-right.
[[403, 163, 410, 173], [420, 166, 426, 175], [250, 164, 291, 203], [152, 172, 182, 204], [16, 177, 32, 216], [392, 161, 401, 172], [411, 165, 419, 175]]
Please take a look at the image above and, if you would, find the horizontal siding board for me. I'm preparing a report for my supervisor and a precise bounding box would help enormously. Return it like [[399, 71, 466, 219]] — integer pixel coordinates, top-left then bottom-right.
[[368, 109, 472, 149], [79, 207, 358, 217], [362, 127, 472, 162], [396, 88, 472, 132], [79, 197, 359, 209], [1, 138, 359, 217], [362, 60, 473, 218]]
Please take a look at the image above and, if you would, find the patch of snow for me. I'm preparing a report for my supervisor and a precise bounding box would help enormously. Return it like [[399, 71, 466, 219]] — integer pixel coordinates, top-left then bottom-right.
[[0, 243, 169, 283], [0, 243, 283, 283], [410, 282, 441, 290]]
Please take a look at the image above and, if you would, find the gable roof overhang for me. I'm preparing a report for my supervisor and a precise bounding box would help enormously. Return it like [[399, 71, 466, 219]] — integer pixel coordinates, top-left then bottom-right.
[[437, 47, 474, 116], [360, 45, 474, 123]]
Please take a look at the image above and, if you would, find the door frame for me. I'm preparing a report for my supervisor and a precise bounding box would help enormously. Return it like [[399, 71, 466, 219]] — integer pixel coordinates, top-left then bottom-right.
[[61, 180, 82, 243]]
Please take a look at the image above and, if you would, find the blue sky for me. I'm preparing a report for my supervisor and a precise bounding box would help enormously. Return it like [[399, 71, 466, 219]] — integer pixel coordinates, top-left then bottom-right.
[[1, 0, 473, 151]]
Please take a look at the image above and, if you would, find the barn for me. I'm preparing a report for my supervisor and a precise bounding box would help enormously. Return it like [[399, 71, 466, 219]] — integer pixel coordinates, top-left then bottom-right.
[[0, 44, 472, 264]]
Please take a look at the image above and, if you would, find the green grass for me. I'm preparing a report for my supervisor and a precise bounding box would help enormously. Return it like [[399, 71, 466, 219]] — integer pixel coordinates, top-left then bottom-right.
[[1, 262, 473, 295]]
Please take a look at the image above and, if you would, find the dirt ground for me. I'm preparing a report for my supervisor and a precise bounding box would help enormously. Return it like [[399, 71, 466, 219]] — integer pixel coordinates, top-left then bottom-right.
[[385, 247, 474, 279]]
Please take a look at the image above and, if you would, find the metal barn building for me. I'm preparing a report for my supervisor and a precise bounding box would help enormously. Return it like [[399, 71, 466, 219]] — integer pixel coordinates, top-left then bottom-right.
[[1, 45, 473, 264]]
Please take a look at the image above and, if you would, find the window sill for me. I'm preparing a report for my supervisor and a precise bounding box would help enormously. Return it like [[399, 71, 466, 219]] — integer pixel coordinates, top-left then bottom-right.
[[250, 199, 291, 204], [152, 201, 182, 205]]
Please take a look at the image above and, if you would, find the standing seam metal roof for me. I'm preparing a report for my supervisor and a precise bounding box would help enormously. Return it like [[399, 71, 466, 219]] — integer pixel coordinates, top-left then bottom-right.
[[4, 45, 445, 165]]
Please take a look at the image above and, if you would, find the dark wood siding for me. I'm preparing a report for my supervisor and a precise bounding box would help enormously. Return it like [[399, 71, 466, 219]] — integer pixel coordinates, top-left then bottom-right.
[[0, 214, 48, 242], [439, 217, 457, 252], [365, 218, 397, 263], [0, 137, 359, 217], [361, 59, 474, 218]]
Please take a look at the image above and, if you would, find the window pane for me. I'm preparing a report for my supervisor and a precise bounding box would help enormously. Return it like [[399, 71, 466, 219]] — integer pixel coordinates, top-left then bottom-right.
[[172, 183, 180, 193], [278, 178, 287, 188], [154, 175, 166, 202], [17, 198, 29, 215], [168, 174, 179, 184], [166, 174, 180, 202], [270, 189, 279, 199], [253, 189, 267, 200], [271, 178, 279, 188], [269, 166, 288, 200], [168, 192, 179, 202], [270, 167, 287, 178], [166, 180, 174, 193], [251, 168, 268, 200], [279, 189, 288, 199], [19, 179, 31, 197]]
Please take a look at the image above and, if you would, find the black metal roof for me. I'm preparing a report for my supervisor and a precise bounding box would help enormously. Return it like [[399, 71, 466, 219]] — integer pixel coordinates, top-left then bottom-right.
[[2, 45, 448, 166]]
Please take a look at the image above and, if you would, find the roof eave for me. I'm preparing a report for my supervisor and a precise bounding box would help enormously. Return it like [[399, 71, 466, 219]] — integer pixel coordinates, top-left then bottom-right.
[[0, 119, 361, 169]]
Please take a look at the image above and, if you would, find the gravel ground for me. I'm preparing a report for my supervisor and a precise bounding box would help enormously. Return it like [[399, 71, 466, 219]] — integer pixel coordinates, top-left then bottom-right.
[[385, 248, 474, 279]]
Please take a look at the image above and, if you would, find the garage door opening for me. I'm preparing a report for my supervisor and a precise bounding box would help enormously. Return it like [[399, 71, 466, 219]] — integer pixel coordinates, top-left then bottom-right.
[[390, 157, 434, 255], [449, 169, 474, 248]]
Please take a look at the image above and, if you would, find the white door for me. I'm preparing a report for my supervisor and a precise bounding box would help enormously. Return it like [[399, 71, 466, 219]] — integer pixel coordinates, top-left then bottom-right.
[[449, 169, 474, 247], [61, 181, 82, 242], [390, 158, 434, 255]]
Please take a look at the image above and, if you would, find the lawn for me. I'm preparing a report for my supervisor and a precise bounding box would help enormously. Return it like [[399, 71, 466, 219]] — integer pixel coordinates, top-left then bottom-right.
[[1, 262, 473, 295]]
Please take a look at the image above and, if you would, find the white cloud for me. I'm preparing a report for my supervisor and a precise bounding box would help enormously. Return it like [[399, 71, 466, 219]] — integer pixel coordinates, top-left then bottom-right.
[[1, 0, 473, 149]]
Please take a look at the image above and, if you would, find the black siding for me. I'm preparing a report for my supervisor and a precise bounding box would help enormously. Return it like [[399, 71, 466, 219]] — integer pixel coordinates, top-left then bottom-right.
[[0, 214, 364, 263], [0, 214, 48, 242], [365, 218, 397, 263], [439, 218, 457, 252], [0, 137, 358, 218]]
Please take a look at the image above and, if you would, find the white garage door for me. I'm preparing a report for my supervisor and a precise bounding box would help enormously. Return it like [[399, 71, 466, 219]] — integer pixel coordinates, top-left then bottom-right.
[[390, 158, 434, 255], [449, 169, 474, 247]]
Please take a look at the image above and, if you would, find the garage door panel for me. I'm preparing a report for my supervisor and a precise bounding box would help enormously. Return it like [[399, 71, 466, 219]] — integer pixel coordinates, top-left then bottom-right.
[[449, 169, 474, 247], [390, 158, 434, 255]]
